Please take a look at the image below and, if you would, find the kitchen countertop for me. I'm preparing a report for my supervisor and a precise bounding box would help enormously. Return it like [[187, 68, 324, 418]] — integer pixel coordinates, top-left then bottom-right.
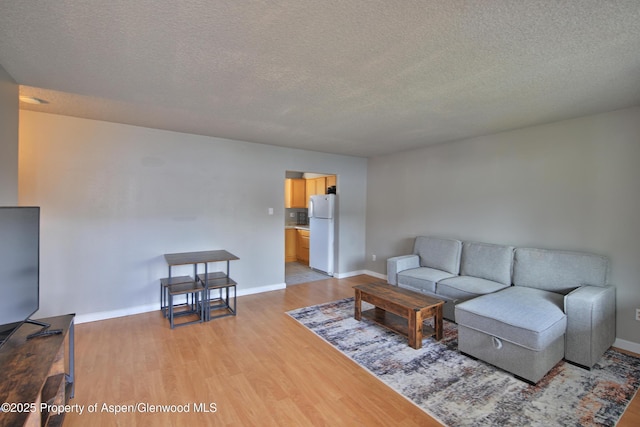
[[285, 225, 310, 230]]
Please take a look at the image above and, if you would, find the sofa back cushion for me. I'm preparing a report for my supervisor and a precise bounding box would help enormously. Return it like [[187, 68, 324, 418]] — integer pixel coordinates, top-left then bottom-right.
[[513, 247, 609, 294], [460, 241, 514, 286], [413, 236, 462, 275]]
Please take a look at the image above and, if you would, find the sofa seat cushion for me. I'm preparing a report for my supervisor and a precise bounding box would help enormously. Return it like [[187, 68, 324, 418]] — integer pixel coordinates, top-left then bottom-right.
[[436, 275, 509, 301], [455, 287, 567, 351], [397, 267, 455, 293]]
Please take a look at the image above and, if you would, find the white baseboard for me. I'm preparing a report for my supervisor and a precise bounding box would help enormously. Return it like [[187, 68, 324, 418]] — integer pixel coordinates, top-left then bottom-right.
[[613, 338, 640, 355], [239, 283, 286, 296], [75, 282, 287, 324], [333, 270, 365, 279], [75, 303, 159, 324], [334, 269, 387, 280], [363, 270, 387, 280]]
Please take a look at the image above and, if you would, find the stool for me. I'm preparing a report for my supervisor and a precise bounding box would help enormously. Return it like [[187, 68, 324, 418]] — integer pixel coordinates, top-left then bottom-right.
[[166, 280, 205, 328], [197, 272, 237, 321], [160, 276, 194, 318]]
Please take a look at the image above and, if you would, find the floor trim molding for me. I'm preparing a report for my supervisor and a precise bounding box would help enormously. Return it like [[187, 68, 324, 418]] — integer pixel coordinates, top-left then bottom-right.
[[614, 338, 640, 354], [74, 282, 286, 324], [334, 269, 386, 280]]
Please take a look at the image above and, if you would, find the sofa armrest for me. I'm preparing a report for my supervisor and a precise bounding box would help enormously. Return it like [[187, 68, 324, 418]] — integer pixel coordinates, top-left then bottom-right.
[[564, 285, 616, 368], [386, 255, 420, 285]]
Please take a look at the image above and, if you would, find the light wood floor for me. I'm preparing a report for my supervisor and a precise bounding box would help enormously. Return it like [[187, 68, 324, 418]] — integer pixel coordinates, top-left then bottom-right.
[[66, 275, 639, 426]]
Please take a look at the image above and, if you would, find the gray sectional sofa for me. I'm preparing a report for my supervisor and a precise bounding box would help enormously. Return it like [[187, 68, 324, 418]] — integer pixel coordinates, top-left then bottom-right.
[[387, 236, 616, 383]]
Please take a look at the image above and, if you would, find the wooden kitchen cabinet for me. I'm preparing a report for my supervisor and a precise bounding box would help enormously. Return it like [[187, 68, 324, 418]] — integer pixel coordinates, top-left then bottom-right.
[[285, 228, 297, 262], [297, 229, 310, 265], [305, 177, 327, 207], [285, 178, 306, 208], [305, 179, 316, 206]]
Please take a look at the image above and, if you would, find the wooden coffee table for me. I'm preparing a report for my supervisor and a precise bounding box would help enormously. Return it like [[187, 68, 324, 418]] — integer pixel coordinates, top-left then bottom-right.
[[353, 283, 444, 349]]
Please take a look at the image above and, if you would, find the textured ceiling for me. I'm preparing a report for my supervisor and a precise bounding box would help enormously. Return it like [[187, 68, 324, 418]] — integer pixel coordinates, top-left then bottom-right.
[[1, 1, 639, 157]]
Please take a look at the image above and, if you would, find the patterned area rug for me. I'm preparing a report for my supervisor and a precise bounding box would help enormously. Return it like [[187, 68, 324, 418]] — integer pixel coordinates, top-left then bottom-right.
[[287, 298, 640, 426]]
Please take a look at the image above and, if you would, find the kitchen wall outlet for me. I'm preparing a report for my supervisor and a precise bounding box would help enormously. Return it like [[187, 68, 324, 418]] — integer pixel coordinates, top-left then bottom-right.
[[371, 254, 376, 261], [268, 208, 274, 215], [636, 308, 640, 321]]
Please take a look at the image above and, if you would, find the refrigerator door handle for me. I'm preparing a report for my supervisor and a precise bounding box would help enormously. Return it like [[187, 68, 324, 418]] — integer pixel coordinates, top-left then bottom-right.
[[308, 198, 314, 218]]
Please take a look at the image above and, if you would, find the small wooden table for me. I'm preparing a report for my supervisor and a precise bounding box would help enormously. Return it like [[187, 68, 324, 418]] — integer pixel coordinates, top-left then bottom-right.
[[162, 250, 239, 328], [353, 283, 444, 349]]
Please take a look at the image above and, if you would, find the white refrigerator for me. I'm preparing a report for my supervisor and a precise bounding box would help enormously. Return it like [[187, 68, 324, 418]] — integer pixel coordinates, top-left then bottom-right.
[[308, 194, 335, 275]]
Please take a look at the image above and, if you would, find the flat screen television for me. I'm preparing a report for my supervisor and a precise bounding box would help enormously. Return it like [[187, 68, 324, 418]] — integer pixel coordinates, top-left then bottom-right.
[[0, 206, 40, 348]]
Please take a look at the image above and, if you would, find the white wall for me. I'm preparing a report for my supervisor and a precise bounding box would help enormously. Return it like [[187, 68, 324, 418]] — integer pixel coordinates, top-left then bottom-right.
[[19, 111, 367, 321], [0, 64, 18, 205], [366, 107, 640, 346]]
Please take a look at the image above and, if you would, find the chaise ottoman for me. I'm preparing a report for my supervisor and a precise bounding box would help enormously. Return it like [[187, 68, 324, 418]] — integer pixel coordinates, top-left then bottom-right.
[[455, 286, 567, 383]]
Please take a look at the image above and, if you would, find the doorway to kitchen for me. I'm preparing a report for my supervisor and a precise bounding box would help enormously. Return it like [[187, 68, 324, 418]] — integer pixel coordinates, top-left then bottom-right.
[[285, 261, 331, 286], [284, 171, 337, 286]]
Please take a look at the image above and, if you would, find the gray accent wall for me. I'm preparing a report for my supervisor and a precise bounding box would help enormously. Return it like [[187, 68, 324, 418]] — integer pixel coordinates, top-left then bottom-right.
[[19, 111, 367, 320], [0, 64, 18, 204], [366, 107, 640, 345]]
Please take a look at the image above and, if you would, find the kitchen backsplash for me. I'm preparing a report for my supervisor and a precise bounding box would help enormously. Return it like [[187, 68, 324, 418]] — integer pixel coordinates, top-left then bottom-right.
[[285, 208, 308, 225]]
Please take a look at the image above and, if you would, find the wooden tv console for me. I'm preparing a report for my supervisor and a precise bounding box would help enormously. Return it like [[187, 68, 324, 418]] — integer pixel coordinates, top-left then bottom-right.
[[0, 314, 75, 427]]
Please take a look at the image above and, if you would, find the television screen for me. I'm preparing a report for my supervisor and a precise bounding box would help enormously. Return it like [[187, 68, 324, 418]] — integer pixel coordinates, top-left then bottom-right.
[[0, 207, 40, 346]]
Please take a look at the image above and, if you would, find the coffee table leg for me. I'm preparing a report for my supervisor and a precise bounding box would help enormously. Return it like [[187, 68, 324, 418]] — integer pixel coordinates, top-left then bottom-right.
[[434, 304, 443, 341], [354, 289, 362, 320], [408, 309, 423, 349]]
